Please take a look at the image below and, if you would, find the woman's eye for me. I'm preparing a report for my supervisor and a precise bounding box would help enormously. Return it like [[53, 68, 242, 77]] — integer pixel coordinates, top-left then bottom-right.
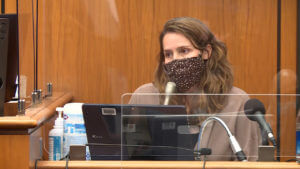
[[179, 48, 190, 55], [164, 52, 172, 58]]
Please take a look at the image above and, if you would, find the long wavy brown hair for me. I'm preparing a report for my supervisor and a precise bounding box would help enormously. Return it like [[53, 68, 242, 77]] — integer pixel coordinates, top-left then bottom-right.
[[153, 17, 233, 114]]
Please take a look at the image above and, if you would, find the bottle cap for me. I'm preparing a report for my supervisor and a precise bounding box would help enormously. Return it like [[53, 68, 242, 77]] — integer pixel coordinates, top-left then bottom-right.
[[56, 107, 64, 112], [55, 107, 64, 126]]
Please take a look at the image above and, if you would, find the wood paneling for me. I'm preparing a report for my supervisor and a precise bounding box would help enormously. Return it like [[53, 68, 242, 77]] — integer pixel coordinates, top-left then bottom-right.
[[37, 0, 156, 103], [37, 0, 277, 104], [15, 0, 297, 161], [0, 135, 30, 169], [5, 0, 16, 14], [34, 0, 283, 160], [18, 0, 35, 99], [280, 0, 297, 161]]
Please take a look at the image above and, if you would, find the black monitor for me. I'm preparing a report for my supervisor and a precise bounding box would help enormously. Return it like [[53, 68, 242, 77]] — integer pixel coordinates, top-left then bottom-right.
[[0, 14, 19, 116], [82, 104, 199, 161]]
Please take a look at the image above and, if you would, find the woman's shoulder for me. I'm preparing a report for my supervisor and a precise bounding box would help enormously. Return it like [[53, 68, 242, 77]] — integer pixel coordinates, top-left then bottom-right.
[[226, 86, 250, 109], [133, 83, 159, 93], [229, 86, 248, 95], [129, 83, 160, 104]]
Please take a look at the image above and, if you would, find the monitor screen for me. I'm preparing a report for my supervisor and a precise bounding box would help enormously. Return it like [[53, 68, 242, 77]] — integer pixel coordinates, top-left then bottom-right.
[[82, 104, 199, 161], [0, 14, 19, 116]]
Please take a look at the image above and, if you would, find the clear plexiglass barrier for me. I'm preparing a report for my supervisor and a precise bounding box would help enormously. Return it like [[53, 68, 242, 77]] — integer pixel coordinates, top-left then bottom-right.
[[83, 93, 299, 161]]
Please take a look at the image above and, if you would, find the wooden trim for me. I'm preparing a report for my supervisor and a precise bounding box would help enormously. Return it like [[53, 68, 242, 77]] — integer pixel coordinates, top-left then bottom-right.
[[0, 116, 36, 129], [36, 161, 300, 169], [27, 92, 72, 123], [0, 92, 72, 130]]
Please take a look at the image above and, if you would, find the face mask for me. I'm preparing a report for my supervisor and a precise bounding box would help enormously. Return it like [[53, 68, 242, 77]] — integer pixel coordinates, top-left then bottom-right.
[[164, 55, 206, 92]]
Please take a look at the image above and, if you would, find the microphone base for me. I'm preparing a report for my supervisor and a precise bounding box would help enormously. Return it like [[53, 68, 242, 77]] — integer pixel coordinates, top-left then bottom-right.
[[193, 148, 212, 160], [258, 145, 275, 161], [235, 151, 247, 161], [69, 145, 86, 160]]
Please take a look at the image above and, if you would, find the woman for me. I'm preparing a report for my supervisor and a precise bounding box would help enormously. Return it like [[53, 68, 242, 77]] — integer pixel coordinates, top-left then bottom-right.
[[129, 17, 260, 161]]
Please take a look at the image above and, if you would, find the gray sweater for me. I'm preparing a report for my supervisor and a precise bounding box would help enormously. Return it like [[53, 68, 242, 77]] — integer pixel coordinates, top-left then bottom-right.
[[129, 83, 260, 161]]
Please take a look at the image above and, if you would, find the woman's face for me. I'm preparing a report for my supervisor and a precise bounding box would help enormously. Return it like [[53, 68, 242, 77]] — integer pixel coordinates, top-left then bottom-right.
[[163, 32, 200, 64]]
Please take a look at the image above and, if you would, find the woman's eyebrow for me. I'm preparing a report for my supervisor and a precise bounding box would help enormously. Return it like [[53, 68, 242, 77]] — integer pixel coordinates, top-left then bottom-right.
[[177, 45, 193, 49], [163, 49, 172, 53]]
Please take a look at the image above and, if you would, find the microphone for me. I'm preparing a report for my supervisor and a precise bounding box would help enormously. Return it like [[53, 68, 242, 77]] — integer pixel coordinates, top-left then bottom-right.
[[244, 98, 277, 147], [163, 82, 176, 105], [197, 116, 247, 161]]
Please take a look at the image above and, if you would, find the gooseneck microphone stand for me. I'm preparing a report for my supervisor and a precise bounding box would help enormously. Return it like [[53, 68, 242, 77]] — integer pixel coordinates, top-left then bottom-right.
[[197, 116, 247, 161]]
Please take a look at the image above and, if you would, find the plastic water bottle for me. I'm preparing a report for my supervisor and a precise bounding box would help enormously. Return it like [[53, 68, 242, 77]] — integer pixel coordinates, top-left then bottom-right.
[[49, 107, 64, 160], [63, 103, 90, 160]]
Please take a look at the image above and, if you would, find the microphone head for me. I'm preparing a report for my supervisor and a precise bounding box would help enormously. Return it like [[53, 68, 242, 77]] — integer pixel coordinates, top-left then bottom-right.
[[244, 98, 266, 121], [163, 82, 176, 105], [165, 82, 176, 94]]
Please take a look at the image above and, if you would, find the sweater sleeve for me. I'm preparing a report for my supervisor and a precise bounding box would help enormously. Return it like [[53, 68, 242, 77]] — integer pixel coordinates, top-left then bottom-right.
[[129, 83, 160, 105]]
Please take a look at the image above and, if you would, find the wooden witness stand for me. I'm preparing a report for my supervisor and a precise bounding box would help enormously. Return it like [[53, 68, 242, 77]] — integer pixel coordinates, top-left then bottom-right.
[[36, 161, 299, 169], [0, 92, 72, 169], [0, 92, 299, 169]]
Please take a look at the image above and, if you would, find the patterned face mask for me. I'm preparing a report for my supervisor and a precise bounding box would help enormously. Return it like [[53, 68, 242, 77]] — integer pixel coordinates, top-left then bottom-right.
[[164, 55, 206, 92]]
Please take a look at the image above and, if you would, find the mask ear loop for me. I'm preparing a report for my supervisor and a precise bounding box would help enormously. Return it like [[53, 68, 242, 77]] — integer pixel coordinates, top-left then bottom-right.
[[198, 50, 208, 79], [198, 52, 206, 62], [199, 46, 211, 61], [198, 52, 203, 59]]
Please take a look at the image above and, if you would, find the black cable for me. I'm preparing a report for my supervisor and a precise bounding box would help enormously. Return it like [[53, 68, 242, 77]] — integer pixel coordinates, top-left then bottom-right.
[[202, 155, 207, 169], [65, 154, 69, 169], [59, 153, 70, 169], [1, 0, 5, 14], [193, 148, 211, 169], [31, 0, 36, 91], [34, 158, 41, 169], [276, 0, 281, 161], [35, 0, 38, 90], [286, 158, 299, 162], [16, 0, 20, 101], [87, 143, 194, 152]]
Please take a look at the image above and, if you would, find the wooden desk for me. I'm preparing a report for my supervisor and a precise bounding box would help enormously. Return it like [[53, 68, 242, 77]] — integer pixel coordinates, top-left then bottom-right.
[[1, 92, 299, 169], [36, 161, 300, 169], [0, 92, 72, 169]]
